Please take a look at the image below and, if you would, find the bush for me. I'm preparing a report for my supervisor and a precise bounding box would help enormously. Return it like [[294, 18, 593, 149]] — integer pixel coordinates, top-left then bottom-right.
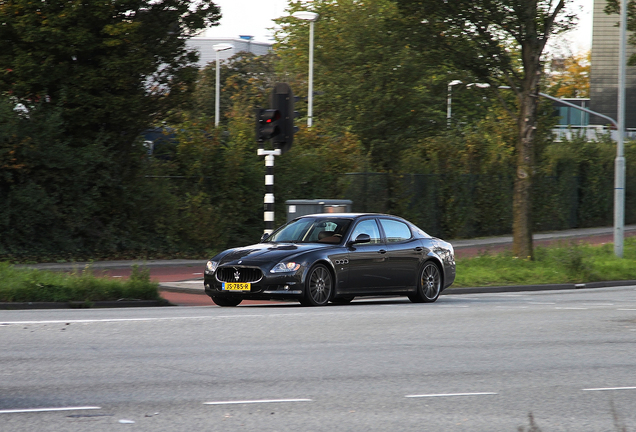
[[0, 262, 161, 303]]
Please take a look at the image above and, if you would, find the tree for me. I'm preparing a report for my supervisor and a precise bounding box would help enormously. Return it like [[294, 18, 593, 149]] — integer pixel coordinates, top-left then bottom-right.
[[546, 51, 590, 98], [275, 0, 445, 173], [0, 0, 221, 152], [191, 51, 280, 125], [396, 0, 577, 259], [0, 0, 221, 257]]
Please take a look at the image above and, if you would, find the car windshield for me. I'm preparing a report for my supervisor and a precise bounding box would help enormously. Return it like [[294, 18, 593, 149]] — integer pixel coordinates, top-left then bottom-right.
[[265, 218, 352, 244]]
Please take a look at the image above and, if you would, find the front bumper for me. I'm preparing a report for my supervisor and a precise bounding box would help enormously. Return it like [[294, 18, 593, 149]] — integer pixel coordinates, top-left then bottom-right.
[[203, 271, 304, 300]]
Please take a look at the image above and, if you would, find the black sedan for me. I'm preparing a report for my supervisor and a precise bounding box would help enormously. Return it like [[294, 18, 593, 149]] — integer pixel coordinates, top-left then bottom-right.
[[204, 213, 455, 307]]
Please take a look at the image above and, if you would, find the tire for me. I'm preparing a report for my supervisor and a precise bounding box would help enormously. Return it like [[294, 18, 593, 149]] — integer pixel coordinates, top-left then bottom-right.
[[330, 296, 354, 305], [211, 296, 243, 307], [408, 261, 442, 303], [300, 264, 333, 306]]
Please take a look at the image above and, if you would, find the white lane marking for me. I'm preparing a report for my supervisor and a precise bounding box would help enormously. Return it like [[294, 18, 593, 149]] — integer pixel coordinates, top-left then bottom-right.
[[528, 302, 556, 305], [405, 392, 497, 398], [583, 386, 636, 392], [0, 316, 262, 325], [0, 406, 101, 414], [0, 312, 332, 326], [204, 399, 312, 405], [618, 308, 636, 311], [555, 307, 588, 310]]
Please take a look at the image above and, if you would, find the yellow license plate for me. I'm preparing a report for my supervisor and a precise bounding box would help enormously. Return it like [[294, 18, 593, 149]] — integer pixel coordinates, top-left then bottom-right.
[[222, 282, 251, 291]]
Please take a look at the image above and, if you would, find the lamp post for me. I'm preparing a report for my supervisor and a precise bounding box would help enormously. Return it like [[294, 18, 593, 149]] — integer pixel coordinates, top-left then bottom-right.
[[446, 80, 462, 126], [213, 43, 233, 127], [292, 11, 319, 127], [615, 0, 627, 258]]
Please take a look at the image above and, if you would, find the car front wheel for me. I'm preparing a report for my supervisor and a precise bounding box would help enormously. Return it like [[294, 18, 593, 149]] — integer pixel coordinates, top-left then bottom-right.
[[300, 264, 333, 306], [408, 261, 442, 303]]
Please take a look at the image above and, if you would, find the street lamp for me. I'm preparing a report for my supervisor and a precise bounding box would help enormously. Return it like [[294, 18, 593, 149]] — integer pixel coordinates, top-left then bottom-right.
[[292, 11, 319, 127], [213, 43, 233, 127], [616, 0, 628, 258], [500, 86, 626, 258], [446, 80, 462, 126]]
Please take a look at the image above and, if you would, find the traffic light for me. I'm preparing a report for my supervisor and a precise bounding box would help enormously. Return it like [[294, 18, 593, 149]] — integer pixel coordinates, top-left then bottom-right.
[[256, 108, 281, 142], [271, 83, 298, 154]]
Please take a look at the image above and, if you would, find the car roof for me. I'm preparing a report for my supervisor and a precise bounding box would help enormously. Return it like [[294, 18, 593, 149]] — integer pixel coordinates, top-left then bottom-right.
[[296, 213, 399, 219]]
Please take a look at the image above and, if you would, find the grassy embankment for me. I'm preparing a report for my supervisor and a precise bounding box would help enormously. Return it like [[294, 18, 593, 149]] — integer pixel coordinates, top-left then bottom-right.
[[453, 237, 636, 287], [1, 238, 635, 303], [0, 263, 163, 304]]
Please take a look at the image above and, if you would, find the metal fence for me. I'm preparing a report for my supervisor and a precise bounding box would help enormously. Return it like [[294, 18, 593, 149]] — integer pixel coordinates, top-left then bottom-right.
[[342, 172, 636, 239]]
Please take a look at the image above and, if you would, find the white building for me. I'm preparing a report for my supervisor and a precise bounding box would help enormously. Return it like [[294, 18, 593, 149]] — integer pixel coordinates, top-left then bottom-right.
[[186, 35, 273, 68]]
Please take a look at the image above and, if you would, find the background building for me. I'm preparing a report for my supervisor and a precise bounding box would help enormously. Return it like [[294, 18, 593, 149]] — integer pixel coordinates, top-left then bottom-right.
[[589, 0, 636, 128], [186, 35, 273, 68]]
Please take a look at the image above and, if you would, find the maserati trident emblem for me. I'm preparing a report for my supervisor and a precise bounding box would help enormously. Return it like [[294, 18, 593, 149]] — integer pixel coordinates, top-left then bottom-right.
[[234, 268, 241, 281]]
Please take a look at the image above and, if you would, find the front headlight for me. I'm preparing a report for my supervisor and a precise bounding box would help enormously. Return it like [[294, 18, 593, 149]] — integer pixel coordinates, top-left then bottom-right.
[[270, 262, 301, 273], [206, 260, 218, 273]]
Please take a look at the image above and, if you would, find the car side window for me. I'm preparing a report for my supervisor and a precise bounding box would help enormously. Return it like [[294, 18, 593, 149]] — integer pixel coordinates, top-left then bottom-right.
[[350, 219, 382, 244], [379, 219, 412, 243]]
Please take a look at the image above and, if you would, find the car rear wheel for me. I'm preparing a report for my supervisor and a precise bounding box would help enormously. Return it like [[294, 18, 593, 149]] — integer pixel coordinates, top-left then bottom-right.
[[211, 296, 243, 307], [300, 264, 333, 306], [408, 261, 441, 303]]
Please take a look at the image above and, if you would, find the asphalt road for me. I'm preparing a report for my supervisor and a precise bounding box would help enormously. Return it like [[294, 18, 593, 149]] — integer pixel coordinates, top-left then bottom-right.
[[2, 286, 636, 431]]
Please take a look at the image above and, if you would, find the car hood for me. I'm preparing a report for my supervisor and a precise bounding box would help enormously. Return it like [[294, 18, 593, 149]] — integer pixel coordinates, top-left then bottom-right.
[[217, 243, 331, 265]]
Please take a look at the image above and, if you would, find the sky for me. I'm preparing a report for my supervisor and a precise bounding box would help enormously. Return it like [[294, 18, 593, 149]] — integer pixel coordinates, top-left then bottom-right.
[[204, 0, 593, 54]]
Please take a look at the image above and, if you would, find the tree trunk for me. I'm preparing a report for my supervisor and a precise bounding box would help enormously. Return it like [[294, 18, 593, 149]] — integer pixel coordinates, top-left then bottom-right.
[[512, 40, 542, 259]]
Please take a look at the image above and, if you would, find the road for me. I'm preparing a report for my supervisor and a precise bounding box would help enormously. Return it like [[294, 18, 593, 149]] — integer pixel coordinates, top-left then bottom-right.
[[2, 286, 636, 431]]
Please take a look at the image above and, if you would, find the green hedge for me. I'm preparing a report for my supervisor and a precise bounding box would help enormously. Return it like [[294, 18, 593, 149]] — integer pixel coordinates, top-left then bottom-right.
[[0, 263, 160, 303]]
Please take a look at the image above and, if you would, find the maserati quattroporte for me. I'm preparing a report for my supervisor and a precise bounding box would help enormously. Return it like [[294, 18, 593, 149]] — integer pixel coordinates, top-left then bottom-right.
[[204, 213, 455, 306]]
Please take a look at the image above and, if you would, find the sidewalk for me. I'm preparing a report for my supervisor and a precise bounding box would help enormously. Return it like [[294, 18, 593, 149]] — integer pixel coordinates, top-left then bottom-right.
[[17, 224, 636, 297], [452, 224, 636, 259], [18, 258, 208, 272]]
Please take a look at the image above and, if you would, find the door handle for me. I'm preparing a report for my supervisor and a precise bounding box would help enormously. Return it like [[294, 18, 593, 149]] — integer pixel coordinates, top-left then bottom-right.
[[414, 247, 423, 252], [378, 249, 387, 254]]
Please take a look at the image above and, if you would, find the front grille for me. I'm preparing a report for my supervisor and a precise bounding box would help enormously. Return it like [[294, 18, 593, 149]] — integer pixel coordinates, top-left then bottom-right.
[[216, 266, 263, 283]]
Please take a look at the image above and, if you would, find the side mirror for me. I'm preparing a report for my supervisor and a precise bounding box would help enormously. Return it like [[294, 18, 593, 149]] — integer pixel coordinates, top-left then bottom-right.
[[355, 233, 371, 243], [348, 233, 371, 247], [261, 233, 270, 242]]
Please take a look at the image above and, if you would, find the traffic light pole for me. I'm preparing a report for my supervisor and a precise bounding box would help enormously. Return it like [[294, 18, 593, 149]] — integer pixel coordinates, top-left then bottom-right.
[[256, 83, 297, 235], [258, 148, 281, 234]]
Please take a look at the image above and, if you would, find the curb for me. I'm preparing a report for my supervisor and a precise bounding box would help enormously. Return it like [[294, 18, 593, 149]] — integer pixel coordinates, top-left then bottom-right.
[[3, 281, 636, 309], [444, 280, 636, 295], [0, 299, 172, 310], [158, 285, 205, 295], [156, 280, 636, 298]]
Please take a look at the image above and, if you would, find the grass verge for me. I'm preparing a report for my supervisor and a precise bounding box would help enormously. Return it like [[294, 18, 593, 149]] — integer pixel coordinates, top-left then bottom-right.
[[453, 237, 636, 288], [0, 263, 162, 303]]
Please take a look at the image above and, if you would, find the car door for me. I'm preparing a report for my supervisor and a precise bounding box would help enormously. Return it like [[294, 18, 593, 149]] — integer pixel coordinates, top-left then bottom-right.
[[345, 218, 390, 293], [379, 218, 424, 290]]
